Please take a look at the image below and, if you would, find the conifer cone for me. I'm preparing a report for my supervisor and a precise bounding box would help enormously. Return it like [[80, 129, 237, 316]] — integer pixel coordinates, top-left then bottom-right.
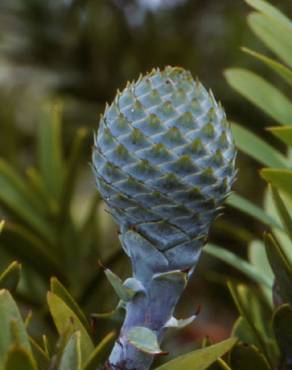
[[92, 66, 236, 370], [93, 66, 236, 269]]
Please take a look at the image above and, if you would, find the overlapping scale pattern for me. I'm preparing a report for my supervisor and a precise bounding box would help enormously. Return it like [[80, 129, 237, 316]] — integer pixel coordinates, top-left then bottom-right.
[[93, 66, 236, 266]]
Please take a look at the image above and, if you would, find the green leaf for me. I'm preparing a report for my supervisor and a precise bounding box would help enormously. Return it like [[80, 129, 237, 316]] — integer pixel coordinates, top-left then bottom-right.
[[264, 187, 292, 264], [245, 0, 292, 29], [201, 339, 231, 370], [47, 292, 94, 362], [248, 240, 273, 303], [228, 282, 274, 366], [225, 69, 292, 124], [272, 304, 292, 363], [4, 346, 37, 370], [155, 338, 237, 370], [232, 317, 262, 349], [90, 303, 125, 322], [216, 358, 231, 370], [29, 337, 50, 370], [227, 193, 282, 230], [0, 223, 63, 281], [248, 12, 292, 69], [105, 269, 136, 302], [128, 327, 165, 355], [26, 167, 58, 214], [261, 169, 292, 201], [0, 220, 4, 233], [0, 159, 53, 242], [242, 48, 292, 86], [83, 331, 116, 370], [0, 261, 21, 292], [58, 332, 82, 370], [264, 234, 292, 304], [230, 343, 270, 370], [268, 126, 292, 147], [231, 122, 287, 167], [50, 277, 90, 333], [271, 188, 292, 243], [60, 127, 89, 221], [205, 243, 273, 289], [0, 290, 31, 367], [37, 103, 64, 199]]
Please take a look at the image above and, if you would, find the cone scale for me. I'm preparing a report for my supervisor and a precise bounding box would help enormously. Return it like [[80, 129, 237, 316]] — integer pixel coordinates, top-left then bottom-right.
[[92, 66, 236, 370]]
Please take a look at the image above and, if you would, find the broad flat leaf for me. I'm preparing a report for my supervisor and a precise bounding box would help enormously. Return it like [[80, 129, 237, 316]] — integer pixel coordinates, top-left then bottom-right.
[[58, 332, 82, 370], [268, 126, 292, 147], [248, 13, 292, 69], [230, 343, 270, 370], [0, 290, 31, 367], [227, 193, 281, 230], [249, 241, 273, 282], [47, 292, 94, 362], [271, 188, 292, 243], [155, 338, 237, 370], [0, 220, 4, 233], [0, 159, 53, 242], [248, 240, 273, 303], [200, 341, 230, 370], [37, 103, 64, 199], [4, 346, 37, 370], [225, 69, 292, 124], [128, 327, 164, 355], [0, 261, 21, 292], [264, 234, 292, 304], [231, 122, 287, 167], [205, 243, 273, 288], [242, 47, 292, 86], [245, 0, 292, 29], [272, 304, 292, 364], [50, 277, 90, 332], [83, 331, 116, 370], [200, 339, 232, 370], [261, 169, 292, 200]]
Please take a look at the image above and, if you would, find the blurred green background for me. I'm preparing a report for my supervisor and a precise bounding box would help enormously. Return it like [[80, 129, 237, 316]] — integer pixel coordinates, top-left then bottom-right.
[[0, 0, 291, 356]]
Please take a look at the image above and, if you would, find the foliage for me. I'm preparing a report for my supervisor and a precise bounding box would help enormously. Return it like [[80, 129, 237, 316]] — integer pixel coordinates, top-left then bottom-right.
[[0, 102, 123, 313], [0, 0, 291, 369], [0, 258, 116, 370], [0, 0, 289, 326], [0, 246, 237, 370], [224, 0, 292, 281], [222, 0, 292, 368]]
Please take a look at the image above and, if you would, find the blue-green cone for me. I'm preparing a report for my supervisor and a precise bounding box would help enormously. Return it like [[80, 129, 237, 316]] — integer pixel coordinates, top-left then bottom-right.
[[92, 66, 236, 370]]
